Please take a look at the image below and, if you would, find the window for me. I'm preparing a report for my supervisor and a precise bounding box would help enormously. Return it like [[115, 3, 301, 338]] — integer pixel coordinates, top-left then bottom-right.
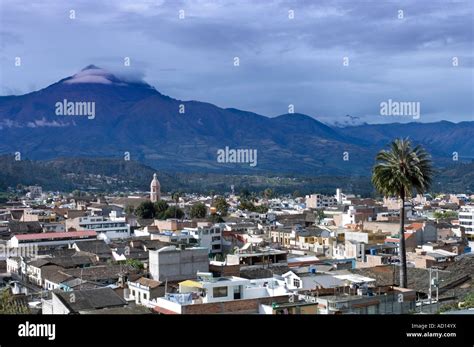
[[213, 286, 228, 298], [293, 278, 301, 288]]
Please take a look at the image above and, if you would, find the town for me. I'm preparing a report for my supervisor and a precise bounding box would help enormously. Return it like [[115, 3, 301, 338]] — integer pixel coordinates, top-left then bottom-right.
[[0, 174, 472, 315]]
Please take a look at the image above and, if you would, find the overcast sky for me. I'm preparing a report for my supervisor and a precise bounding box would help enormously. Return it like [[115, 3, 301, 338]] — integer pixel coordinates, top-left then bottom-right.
[[0, 0, 472, 124]]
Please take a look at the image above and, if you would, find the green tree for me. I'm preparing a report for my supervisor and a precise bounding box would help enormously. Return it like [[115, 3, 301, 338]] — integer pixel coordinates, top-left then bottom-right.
[[154, 200, 169, 219], [171, 191, 183, 219], [316, 209, 326, 224], [208, 214, 225, 223], [372, 138, 433, 288], [292, 190, 301, 199], [263, 188, 274, 199], [240, 188, 251, 199], [433, 211, 457, 220], [190, 202, 207, 219], [214, 196, 229, 216], [135, 201, 156, 219], [0, 289, 29, 314], [164, 206, 184, 219], [124, 205, 135, 215], [125, 259, 144, 270]]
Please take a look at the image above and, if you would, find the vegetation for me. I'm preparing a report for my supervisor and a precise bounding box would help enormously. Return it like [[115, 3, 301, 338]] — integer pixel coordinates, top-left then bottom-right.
[[372, 138, 433, 288], [190, 202, 207, 219], [134, 201, 156, 219], [0, 289, 29, 314], [238, 199, 268, 213], [438, 292, 474, 313], [208, 214, 225, 223], [124, 205, 135, 214], [0, 155, 469, 197], [263, 188, 274, 199], [433, 210, 458, 220], [154, 200, 169, 216], [213, 196, 229, 216], [124, 259, 144, 270], [315, 209, 326, 224], [134, 200, 184, 220], [162, 206, 185, 219]]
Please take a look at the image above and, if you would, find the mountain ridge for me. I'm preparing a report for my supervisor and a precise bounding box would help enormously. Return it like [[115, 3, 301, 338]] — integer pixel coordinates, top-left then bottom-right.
[[0, 65, 472, 175]]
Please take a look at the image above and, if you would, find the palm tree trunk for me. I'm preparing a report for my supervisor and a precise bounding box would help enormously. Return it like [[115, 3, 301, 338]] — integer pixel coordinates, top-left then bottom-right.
[[399, 190, 408, 288]]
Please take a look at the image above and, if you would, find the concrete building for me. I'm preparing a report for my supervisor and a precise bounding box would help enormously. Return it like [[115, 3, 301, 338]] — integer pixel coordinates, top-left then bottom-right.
[[185, 225, 223, 254], [21, 209, 57, 223], [151, 275, 291, 314], [292, 286, 416, 314], [149, 246, 209, 282], [459, 205, 474, 240], [305, 194, 338, 209], [127, 277, 164, 305], [66, 213, 130, 241], [153, 219, 196, 232], [226, 248, 287, 268]]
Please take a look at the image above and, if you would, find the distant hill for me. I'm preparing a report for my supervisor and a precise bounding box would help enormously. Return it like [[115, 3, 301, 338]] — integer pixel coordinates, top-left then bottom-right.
[[1, 65, 472, 176], [0, 156, 471, 195]]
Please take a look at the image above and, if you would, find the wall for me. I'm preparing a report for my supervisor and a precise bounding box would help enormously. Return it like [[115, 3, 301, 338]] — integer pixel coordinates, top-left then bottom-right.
[[149, 247, 209, 282]]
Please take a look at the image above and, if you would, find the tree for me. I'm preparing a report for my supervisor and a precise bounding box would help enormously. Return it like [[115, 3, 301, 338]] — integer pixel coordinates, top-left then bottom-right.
[[164, 206, 184, 219], [171, 191, 183, 219], [0, 289, 29, 314], [190, 202, 207, 219], [125, 259, 144, 270], [239, 199, 255, 211], [292, 190, 301, 199], [240, 188, 251, 199], [263, 188, 274, 199], [154, 200, 169, 219], [124, 205, 135, 215], [214, 196, 229, 216], [433, 210, 457, 220], [316, 209, 326, 224], [135, 201, 156, 219], [208, 214, 224, 223], [372, 138, 433, 288]]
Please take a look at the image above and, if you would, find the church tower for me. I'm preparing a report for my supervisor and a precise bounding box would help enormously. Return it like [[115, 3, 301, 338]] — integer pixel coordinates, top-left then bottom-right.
[[150, 173, 161, 202]]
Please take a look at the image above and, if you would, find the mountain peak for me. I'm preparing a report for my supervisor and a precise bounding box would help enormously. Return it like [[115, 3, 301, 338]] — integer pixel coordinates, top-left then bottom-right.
[[81, 64, 102, 71], [63, 65, 121, 85]]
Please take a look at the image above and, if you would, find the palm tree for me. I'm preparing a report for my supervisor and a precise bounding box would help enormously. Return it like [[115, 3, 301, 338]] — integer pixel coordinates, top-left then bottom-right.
[[372, 138, 433, 288], [171, 191, 183, 219]]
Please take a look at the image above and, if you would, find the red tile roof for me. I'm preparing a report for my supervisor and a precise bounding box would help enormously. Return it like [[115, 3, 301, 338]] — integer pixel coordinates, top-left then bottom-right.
[[14, 230, 97, 241], [406, 223, 424, 230]]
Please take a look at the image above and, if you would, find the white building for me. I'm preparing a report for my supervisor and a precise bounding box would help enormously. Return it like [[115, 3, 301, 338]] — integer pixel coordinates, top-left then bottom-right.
[[127, 277, 162, 305], [459, 205, 474, 240], [66, 212, 130, 241], [185, 225, 222, 254], [151, 275, 291, 313]]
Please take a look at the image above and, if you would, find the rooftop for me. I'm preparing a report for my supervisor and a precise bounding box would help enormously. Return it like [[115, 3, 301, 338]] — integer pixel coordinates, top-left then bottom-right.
[[14, 230, 97, 241]]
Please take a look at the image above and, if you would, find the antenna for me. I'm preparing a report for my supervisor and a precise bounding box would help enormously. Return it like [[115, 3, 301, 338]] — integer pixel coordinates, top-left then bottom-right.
[[80, 268, 83, 290]]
